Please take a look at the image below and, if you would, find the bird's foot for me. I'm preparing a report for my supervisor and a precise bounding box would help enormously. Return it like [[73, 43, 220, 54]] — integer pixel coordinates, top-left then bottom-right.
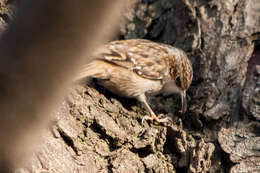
[[157, 114, 173, 125], [141, 115, 154, 125], [141, 114, 172, 125]]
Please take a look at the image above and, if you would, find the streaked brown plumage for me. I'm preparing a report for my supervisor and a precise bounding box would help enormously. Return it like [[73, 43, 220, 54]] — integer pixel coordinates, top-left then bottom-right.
[[75, 39, 193, 123]]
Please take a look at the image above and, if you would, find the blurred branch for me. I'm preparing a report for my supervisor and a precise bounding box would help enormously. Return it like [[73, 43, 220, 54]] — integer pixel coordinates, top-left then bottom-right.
[[0, 0, 125, 172]]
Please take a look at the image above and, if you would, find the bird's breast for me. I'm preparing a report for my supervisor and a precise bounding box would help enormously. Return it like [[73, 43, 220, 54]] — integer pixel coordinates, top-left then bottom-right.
[[161, 80, 182, 96], [98, 66, 163, 98]]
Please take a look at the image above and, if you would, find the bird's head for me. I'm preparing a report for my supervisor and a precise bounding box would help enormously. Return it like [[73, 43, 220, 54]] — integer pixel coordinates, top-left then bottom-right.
[[179, 54, 193, 113], [169, 51, 193, 113]]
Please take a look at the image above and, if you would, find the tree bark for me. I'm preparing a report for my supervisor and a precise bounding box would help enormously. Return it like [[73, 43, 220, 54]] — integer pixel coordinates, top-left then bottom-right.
[[1, 0, 259, 172]]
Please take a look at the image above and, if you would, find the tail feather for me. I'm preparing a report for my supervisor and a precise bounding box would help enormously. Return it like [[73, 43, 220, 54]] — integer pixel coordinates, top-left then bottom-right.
[[74, 60, 108, 81]]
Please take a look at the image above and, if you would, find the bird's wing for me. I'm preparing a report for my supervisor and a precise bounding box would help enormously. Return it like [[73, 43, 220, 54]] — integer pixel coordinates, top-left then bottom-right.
[[96, 39, 170, 80]]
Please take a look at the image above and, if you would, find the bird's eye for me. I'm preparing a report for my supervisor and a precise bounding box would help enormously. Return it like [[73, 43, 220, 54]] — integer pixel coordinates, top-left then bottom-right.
[[176, 76, 181, 88]]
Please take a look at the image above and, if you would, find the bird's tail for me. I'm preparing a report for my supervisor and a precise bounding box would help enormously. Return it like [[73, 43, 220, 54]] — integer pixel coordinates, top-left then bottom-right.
[[74, 60, 108, 82]]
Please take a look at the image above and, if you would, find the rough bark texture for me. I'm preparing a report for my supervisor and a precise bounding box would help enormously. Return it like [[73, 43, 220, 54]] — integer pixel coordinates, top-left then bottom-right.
[[1, 0, 260, 172]]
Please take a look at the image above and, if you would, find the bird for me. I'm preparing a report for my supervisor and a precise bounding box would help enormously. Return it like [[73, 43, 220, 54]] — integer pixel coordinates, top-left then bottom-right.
[[75, 39, 193, 123]]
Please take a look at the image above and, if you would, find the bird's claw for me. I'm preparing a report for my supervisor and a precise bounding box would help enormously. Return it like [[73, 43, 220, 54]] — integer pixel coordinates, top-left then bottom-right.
[[141, 115, 154, 125], [141, 114, 172, 125], [157, 114, 173, 124]]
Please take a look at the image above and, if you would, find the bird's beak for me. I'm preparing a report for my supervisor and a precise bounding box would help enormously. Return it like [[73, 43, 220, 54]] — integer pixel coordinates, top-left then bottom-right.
[[181, 90, 187, 113]]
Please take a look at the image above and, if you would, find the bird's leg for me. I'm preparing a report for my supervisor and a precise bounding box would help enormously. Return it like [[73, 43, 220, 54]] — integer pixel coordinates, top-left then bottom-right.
[[137, 94, 171, 124], [138, 94, 159, 122]]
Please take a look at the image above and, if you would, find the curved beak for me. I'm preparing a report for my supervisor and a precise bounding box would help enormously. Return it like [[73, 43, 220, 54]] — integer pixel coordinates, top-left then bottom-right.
[[181, 90, 187, 113]]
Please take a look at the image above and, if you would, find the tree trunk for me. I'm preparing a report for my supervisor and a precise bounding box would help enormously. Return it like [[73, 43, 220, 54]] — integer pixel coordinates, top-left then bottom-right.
[[1, 0, 259, 172]]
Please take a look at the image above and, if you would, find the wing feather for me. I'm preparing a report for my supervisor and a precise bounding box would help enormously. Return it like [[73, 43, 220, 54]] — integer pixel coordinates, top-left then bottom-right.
[[95, 39, 170, 80]]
